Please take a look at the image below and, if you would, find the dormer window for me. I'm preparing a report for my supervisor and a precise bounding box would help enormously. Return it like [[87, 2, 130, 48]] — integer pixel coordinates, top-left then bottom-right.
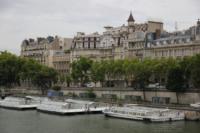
[[156, 41, 160, 45], [186, 38, 190, 43], [178, 39, 182, 44]]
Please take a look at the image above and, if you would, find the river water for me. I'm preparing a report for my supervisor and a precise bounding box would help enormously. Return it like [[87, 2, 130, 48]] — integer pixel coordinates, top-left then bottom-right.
[[0, 108, 200, 133]]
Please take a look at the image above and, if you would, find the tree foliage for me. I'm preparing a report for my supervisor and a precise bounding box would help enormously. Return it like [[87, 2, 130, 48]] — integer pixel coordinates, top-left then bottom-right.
[[0, 51, 24, 87], [0, 51, 58, 94], [91, 61, 105, 86], [2, 51, 200, 93], [191, 55, 200, 88], [71, 57, 92, 86], [166, 65, 185, 91], [52, 85, 61, 91], [70, 54, 200, 91]]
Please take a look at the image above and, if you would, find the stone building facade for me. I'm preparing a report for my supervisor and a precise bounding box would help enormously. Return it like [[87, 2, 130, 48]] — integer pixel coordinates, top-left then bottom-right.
[[71, 12, 164, 61], [145, 19, 200, 59], [21, 36, 72, 74], [71, 13, 200, 61], [21, 13, 200, 75], [71, 32, 100, 61], [21, 37, 50, 65]]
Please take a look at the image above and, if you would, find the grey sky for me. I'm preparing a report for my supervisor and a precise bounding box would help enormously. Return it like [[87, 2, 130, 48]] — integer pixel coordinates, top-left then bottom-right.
[[0, 0, 199, 55]]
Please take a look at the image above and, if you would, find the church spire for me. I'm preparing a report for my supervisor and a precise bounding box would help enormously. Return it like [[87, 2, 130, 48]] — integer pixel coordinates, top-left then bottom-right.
[[127, 11, 135, 22]]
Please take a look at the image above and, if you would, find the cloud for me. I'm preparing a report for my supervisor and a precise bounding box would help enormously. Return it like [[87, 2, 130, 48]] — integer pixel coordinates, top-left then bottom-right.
[[0, 0, 199, 55]]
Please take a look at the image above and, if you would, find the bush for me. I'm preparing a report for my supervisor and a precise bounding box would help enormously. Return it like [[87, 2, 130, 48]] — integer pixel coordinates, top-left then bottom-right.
[[87, 88, 96, 99], [166, 66, 185, 92], [67, 92, 78, 98], [52, 85, 61, 91]]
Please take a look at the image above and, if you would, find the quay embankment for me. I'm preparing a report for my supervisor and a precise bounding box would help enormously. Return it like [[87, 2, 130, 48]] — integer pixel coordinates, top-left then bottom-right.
[[5, 87, 200, 104], [1, 88, 200, 120], [1, 87, 200, 120]]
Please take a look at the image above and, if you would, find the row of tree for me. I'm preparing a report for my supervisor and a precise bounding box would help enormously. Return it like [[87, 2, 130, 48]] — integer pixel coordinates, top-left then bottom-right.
[[1, 51, 200, 94], [0, 51, 58, 94], [70, 55, 200, 92]]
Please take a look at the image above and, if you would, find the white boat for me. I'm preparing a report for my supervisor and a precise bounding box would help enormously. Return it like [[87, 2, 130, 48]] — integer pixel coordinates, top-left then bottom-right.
[[145, 115, 170, 122], [0, 99, 3, 105], [124, 104, 138, 107], [103, 106, 185, 122], [25, 95, 48, 103], [103, 106, 157, 121], [190, 103, 200, 108], [168, 111, 185, 121], [185, 111, 200, 121], [37, 99, 106, 115], [103, 107, 145, 120], [0, 97, 38, 110], [65, 99, 107, 113], [37, 99, 86, 115]]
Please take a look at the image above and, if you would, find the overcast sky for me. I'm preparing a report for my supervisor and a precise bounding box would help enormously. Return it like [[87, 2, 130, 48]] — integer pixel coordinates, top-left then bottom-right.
[[0, 0, 199, 55]]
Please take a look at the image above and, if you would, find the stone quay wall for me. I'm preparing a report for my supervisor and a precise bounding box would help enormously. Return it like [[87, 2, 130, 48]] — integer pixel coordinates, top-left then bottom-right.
[[7, 87, 200, 104]]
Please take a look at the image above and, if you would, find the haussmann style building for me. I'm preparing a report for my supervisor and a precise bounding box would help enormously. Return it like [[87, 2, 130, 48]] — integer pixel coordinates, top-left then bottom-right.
[[21, 13, 200, 74], [21, 36, 72, 74]]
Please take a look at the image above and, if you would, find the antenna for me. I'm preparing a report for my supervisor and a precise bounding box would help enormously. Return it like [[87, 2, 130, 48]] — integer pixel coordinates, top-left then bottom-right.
[[175, 21, 178, 31]]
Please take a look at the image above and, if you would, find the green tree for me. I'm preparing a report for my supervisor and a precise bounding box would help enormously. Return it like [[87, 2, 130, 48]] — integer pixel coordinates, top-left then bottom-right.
[[152, 58, 166, 85], [66, 75, 72, 87], [19, 59, 42, 81], [52, 85, 61, 91], [86, 88, 96, 99], [134, 59, 153, 101], [59, 75, 65, 84], [179, 56, 193, 89], [113, 60, 124, 81], [71, 57, 92, 87], [91, 61, 105, 87], [0, 51, 24, 88], [31, 66, 58, 95], [123, 59, 138, 87], [166, 65, 185, 103], [20, 58, 58, 94], [191, 54, 200, 89], [102, 60, 115, 87]]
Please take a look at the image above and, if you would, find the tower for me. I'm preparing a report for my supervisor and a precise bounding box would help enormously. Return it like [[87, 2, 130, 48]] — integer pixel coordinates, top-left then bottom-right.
[[197, 19, 200, 26], [175, 21, 178, 31], [195, 19, 200, 41], [127, 11, 135, 26]]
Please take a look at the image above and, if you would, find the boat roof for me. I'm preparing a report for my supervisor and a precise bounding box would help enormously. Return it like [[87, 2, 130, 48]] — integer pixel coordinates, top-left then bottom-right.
[[25, 96, 45, 101], [111, 106, 169, 114], [41, 100, 68, 106], [3, 97, 26, 102], [65, 99, 94, 105]]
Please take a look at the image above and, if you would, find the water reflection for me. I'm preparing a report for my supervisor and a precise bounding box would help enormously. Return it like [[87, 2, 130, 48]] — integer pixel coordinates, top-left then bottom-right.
[[0, 108, 199, 133]]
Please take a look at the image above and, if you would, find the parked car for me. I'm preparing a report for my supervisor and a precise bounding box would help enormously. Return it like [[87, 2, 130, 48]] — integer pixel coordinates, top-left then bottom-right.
[[84, 83, 95, 88], [147, 83, 165, 89], [190, 103, 200, 108]]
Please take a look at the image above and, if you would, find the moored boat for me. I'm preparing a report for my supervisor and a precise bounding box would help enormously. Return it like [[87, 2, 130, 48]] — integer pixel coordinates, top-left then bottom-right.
[[103, 106, 185, 122], [37, 99, 86, 115], [37, 99, 107, 115], [103, 106, 149, 121], [65, 99, 107, 113], [0, 96, 38, 110], [185, 111, 200, 121], [0, 99, 2, 105], [168, 111, 185, 121], [190, 102, 200, 108]]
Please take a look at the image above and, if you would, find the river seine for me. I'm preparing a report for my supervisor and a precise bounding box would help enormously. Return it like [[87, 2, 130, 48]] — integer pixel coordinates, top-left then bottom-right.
[[0, 108, 200, 133]]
